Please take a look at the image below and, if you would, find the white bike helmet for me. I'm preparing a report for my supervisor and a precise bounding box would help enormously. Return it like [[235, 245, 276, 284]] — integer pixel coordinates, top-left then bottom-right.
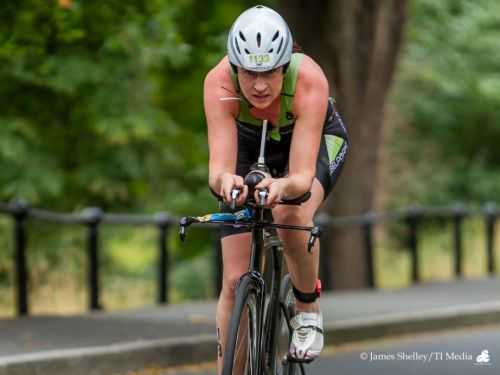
[[227, 5, 293, 72]]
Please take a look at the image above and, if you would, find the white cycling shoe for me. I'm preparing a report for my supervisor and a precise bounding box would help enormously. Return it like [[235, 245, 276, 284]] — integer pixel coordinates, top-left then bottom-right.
[[289, 311, 324, 362]]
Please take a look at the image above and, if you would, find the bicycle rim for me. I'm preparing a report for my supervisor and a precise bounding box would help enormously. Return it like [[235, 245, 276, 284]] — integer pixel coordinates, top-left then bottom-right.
[[222, 282, 261, 375]]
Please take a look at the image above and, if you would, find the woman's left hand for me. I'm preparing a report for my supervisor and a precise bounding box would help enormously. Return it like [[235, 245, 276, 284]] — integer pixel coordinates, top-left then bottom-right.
[[254, 178, 286, 208]]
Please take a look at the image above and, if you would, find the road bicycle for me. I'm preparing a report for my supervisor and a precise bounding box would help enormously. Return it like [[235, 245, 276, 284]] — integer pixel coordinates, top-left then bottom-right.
[[179, 120, 321, 375]]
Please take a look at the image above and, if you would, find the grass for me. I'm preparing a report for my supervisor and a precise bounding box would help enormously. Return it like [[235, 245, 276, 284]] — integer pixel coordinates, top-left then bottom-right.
[[1, 217, 499, 318]]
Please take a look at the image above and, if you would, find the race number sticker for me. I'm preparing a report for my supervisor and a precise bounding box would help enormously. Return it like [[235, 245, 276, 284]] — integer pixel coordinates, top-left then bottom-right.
[[244, 53, 272, 69]]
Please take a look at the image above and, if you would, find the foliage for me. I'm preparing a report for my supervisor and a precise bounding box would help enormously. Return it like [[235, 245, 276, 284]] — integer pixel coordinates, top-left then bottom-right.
[[1, 0, 499, 309], [0, 0, 182, 209], [0, 0, 265, 302], [389, 0, 500, 207]]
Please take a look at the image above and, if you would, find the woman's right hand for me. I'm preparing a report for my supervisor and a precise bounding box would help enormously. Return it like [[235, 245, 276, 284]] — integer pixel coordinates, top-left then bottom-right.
[[219, 172, 248, 207]]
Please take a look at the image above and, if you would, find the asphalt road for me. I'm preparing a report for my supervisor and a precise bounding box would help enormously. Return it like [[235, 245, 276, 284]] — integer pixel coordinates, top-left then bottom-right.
[[308, 324, 499, 375], [147, 324, 499, 375]]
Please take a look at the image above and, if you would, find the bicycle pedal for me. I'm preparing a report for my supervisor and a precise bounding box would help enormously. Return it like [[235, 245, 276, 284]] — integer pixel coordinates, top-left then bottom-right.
[[281, 355, 289, 366], [284, 353, 314, 364]]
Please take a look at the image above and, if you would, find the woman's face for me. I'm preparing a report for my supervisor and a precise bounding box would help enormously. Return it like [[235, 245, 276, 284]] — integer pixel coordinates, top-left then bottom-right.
[[237, 67, 284, 109]]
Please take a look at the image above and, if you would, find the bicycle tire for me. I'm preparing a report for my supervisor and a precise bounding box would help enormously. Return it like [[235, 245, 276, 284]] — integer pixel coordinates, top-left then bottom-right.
[[222, 274, 263, 375], [273, 273, 305, 375]]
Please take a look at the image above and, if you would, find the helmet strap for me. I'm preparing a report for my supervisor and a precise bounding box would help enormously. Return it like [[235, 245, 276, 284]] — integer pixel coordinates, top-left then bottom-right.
[[230, 63, 238, 74]]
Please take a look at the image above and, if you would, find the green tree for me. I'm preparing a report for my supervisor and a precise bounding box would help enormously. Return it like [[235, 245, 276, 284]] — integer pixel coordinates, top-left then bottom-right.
[[0, 1, 266, 310], [0, 0, 189, 210], [388, 0, 500, 207], [281, 0, 408, 289], [0, 0, 264, 215]]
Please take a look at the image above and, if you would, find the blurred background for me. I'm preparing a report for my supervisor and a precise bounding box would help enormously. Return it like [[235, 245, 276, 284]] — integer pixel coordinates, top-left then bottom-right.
[[0, 0, 499, 317]]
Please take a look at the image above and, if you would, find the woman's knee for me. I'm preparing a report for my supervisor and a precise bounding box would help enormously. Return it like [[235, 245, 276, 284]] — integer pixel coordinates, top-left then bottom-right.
[[221, 270, 245, 299], [220, 232, 252, 299], [273, 206, 313, 227]]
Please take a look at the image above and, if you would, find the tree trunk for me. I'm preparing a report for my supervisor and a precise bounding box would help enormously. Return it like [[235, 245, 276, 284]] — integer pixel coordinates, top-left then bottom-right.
[[279, 0, 407, 289]]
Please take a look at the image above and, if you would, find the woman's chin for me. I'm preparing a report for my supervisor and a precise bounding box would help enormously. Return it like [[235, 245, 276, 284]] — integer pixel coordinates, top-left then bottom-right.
[[249, 98, 272, 109]]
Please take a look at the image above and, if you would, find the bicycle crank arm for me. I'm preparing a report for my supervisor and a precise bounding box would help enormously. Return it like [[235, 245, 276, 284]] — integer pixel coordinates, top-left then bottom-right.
[[283, 353, 314, 364]]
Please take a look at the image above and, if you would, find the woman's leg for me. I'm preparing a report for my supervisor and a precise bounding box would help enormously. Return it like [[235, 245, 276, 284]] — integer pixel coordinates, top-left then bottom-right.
[[273, 178, 325, 313]]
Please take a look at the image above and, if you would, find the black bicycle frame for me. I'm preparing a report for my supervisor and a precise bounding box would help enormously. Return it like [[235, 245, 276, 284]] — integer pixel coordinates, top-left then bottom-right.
[[179, 195, 319, 375], [244, 204, 287, 374]]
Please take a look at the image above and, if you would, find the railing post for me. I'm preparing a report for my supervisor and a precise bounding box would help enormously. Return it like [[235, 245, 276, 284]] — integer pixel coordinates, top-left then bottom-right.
[[11, 200, 29, 317], [214, 230, 223, 298], [406, 205, 421, 284], [452, 202, 466, 278], [484, 202, 497, 275], [362, 212, 376, 288], [316, 212, 332, 291], [83, 207, 103, 311], [155, 212, 170, 304]]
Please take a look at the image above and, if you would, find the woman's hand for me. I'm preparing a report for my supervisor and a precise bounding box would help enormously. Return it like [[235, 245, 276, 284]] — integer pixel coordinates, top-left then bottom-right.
[[254, 178, 286, 208], [219, 172, 248, 207]]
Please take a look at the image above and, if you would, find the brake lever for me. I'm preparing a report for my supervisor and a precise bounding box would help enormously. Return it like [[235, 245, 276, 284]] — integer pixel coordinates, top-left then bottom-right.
[[307, 226, 321, 253], [179, 216, 196, 242]]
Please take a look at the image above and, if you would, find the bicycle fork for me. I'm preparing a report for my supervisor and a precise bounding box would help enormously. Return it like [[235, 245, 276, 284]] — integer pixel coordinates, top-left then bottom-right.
[[263, 244, 284, 374], [240, 270, 267, 375]]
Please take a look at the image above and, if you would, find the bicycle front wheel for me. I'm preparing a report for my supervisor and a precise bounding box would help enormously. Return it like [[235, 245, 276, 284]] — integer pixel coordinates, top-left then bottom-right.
[[222, 274, 263, 375], [275, 274, 303, 375]]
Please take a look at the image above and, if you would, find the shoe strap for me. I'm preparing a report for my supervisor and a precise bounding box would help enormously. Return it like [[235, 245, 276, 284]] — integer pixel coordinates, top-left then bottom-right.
[[291, 313, 323, 333], [296, 325, 324, 334]]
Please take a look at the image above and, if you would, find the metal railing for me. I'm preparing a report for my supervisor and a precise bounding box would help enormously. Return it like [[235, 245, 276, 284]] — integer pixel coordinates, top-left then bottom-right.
[[0, 201, 175, 316], [316, 202, 499, 288], [0, 201, 498, 317]]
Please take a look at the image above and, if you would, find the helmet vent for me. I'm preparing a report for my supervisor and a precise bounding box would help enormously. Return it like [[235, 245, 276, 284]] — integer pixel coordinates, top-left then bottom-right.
[[276, 38, 283, 54], [255, 5, 263, 8], [272, 31, 280, 41], [244, 48, 250, 54], [239, 31, 246, 42], [268, 48, 274, 53], [234, 38, 241, 54], [256, 32, 261, 47]]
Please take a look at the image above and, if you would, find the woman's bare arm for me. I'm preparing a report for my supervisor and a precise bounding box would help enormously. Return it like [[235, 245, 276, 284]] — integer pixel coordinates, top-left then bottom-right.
[[280, 55, 329, 198], [204, 59, 241, 197]]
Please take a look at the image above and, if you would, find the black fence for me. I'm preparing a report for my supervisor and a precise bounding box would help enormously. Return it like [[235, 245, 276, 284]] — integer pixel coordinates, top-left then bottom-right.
[[316, 203, 499, 289], [0, 201, 498, 317]]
